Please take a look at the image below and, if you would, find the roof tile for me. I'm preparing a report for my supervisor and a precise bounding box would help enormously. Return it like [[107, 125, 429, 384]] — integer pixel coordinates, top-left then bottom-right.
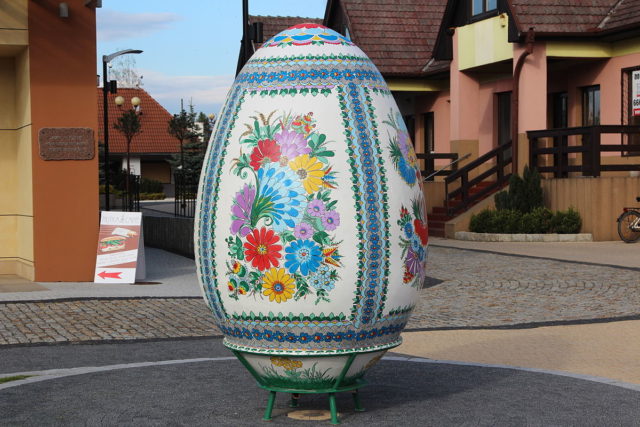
[[510, 0, 622, 33], [97, 88, 179, 154], [340, 0, 447, 76]]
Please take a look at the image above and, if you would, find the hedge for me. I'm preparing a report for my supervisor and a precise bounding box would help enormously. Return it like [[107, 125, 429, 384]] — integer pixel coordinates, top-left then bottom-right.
[[470, 207, 582, 234]]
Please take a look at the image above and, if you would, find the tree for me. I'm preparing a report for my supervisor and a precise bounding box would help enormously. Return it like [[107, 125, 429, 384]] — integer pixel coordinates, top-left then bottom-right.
[[110, 54, 143, 88], [114, 108, 142, 207], [168, 101, 201, 181], [197, 112, 214, 145]]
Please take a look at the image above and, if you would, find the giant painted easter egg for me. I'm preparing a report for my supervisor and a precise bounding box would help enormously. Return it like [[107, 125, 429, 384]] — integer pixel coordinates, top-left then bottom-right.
[[195, 24, 428, 391]]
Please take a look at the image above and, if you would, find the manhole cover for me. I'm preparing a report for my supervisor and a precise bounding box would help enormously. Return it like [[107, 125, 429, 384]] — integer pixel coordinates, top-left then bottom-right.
[[287, 409, 334, 421]]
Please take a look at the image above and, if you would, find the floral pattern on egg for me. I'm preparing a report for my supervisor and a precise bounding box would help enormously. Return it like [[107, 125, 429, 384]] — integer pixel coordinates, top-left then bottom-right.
[[224, 111, 343, 305]]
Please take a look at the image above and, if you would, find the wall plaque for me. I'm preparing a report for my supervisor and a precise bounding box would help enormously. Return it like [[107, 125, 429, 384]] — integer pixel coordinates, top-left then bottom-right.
[[39, 127, 95, 161]]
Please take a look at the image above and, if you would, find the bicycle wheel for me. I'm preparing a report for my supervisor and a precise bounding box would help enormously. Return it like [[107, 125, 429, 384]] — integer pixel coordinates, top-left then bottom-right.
[[618, 210, 640, 243]]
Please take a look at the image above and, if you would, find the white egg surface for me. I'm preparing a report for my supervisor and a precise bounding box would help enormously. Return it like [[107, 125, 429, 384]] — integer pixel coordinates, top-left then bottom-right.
[[195, 24, 428, 356]]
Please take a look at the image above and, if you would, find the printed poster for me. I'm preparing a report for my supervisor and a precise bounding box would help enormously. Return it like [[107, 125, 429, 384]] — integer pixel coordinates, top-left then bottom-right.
[[94, 211, 145, 284], [633, 70, 640, 116]]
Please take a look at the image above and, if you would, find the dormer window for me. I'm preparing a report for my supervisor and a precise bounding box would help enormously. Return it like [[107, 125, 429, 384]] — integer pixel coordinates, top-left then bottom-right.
[[472, 0, 497, 16]]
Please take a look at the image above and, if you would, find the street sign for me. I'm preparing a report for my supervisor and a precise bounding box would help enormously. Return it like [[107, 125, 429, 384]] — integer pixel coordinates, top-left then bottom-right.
[[94, 211, 145, 284]]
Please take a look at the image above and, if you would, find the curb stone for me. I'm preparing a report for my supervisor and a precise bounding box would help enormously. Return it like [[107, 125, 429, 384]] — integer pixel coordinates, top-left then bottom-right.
[[455, 231, 593, 242]]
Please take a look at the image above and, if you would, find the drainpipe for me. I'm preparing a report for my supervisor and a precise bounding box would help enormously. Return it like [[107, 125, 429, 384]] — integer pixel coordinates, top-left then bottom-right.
[[511, 28, 535, 174]]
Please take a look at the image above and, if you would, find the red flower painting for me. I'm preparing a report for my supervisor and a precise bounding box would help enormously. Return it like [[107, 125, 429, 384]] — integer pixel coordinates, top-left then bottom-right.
[[243, 227, 282, 271], [249, 139, 281, 170]]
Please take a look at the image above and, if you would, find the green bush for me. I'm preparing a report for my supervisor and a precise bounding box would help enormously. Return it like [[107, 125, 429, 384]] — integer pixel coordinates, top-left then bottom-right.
[[470, 209, 495, 233], [470, 209, 520, 233], [496, 209, 522, 233], [140, 192, 166, 200], [99, 185, 123, 196], [470, 206, 581, 234], [550, 207, 582, 234], [140, 178, 164, 193], [519, 207, 553, 234], [495, 165, 543, 213], [494, 190, 511, 210]]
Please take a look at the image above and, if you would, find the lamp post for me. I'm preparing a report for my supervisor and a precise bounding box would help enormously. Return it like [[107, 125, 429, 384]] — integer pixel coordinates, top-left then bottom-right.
[[102, 48, 142, 211]]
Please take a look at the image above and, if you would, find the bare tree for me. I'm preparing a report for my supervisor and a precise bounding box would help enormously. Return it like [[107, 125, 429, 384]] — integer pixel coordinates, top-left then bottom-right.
[[110, 54, 143, 88]]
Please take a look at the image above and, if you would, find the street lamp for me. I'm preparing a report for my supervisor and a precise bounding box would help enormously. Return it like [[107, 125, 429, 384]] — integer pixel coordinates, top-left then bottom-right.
[[102, 48, 142, 211]]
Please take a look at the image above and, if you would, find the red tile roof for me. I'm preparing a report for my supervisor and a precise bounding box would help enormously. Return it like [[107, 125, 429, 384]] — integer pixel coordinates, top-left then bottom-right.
[[600, 0, 640, 31], [249, 15, 324, 50], [509, 0, 640, 34], [97, 88, 179, 154], [337, 0, 448, 76]]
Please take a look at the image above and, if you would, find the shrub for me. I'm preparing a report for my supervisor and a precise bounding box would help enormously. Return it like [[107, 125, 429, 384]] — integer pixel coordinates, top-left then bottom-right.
[[550, 207, 582, 234], [494, 190, 511, 210], [470, 206, 580, 234], [470, 209, 495, 233], [495, 165, 543, 213], [519, 207, 553, 234], [140, 178, 164, 194], [99, 185, 122, 196], [470, 209, 520, 233], [140, 192, 166, 200], [522, 166, 544, 212], [495, 209, 522, 233]]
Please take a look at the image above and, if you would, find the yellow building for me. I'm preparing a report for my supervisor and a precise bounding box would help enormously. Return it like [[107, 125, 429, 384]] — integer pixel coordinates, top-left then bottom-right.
[[1, 0, 99, 281]]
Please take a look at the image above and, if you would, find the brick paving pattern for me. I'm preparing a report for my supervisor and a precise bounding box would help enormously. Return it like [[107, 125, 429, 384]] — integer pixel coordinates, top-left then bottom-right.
[[411, 246, 640, 329], [0, 246, 638, 345], [0, 299, 218, 346]]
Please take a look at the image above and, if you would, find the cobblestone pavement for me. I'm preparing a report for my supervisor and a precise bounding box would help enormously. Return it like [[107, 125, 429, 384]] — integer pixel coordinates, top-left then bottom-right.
[[411, 246, 640, 329], [1, 246, 638, 346], [0, 299, 218, 346]]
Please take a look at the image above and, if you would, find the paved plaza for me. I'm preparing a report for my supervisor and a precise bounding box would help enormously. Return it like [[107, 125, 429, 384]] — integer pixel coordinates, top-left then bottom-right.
[[1, 243, 638, 345], [1, 239, 639, 425]]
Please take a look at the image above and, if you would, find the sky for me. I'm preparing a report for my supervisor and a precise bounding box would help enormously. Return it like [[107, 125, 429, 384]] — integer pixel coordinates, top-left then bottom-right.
[[97, 0, 328, 115]]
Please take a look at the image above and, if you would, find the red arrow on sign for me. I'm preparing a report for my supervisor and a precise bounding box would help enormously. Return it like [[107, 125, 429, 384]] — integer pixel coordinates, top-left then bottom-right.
[[98, 271, 122, 279]]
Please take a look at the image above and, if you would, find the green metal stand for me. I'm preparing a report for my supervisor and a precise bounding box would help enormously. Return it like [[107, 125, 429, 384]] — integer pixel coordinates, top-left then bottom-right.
[[263, 391, 276, 421], [232, 350, 367, 424], [352, 389, 364, 412]]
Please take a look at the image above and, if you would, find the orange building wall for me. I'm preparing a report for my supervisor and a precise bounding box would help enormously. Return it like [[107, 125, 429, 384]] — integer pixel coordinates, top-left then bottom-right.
[[28, 0, 98, 281]]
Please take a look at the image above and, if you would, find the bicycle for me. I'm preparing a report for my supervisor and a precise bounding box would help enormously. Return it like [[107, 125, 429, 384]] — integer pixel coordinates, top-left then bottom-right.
[[617, 197, 640, 243]]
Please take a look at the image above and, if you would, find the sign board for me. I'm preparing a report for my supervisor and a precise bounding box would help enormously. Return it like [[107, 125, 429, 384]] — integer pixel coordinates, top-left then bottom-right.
[[633, 70, 640, 116], [94, 211, 145, 284], [39, 127, 94, 160]]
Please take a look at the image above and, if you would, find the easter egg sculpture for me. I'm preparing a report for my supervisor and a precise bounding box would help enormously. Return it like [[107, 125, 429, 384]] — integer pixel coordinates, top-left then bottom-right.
[[195, 24, 428, 423]]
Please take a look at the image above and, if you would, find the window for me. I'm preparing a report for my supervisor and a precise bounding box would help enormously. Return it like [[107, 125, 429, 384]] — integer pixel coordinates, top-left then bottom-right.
[[472, 0, 497, 16], [423, 112, 435, 153], [582, 85, 600, 126], [552, 92, 568, 129], [551, 92, 569, 177], [497, 92, 511, 147]]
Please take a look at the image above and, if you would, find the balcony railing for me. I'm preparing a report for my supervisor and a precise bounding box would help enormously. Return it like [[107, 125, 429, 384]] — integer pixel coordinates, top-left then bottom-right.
[[418, 152, 459, 181], [528, 125, 640, 178], [444, 141, 512, 216]]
